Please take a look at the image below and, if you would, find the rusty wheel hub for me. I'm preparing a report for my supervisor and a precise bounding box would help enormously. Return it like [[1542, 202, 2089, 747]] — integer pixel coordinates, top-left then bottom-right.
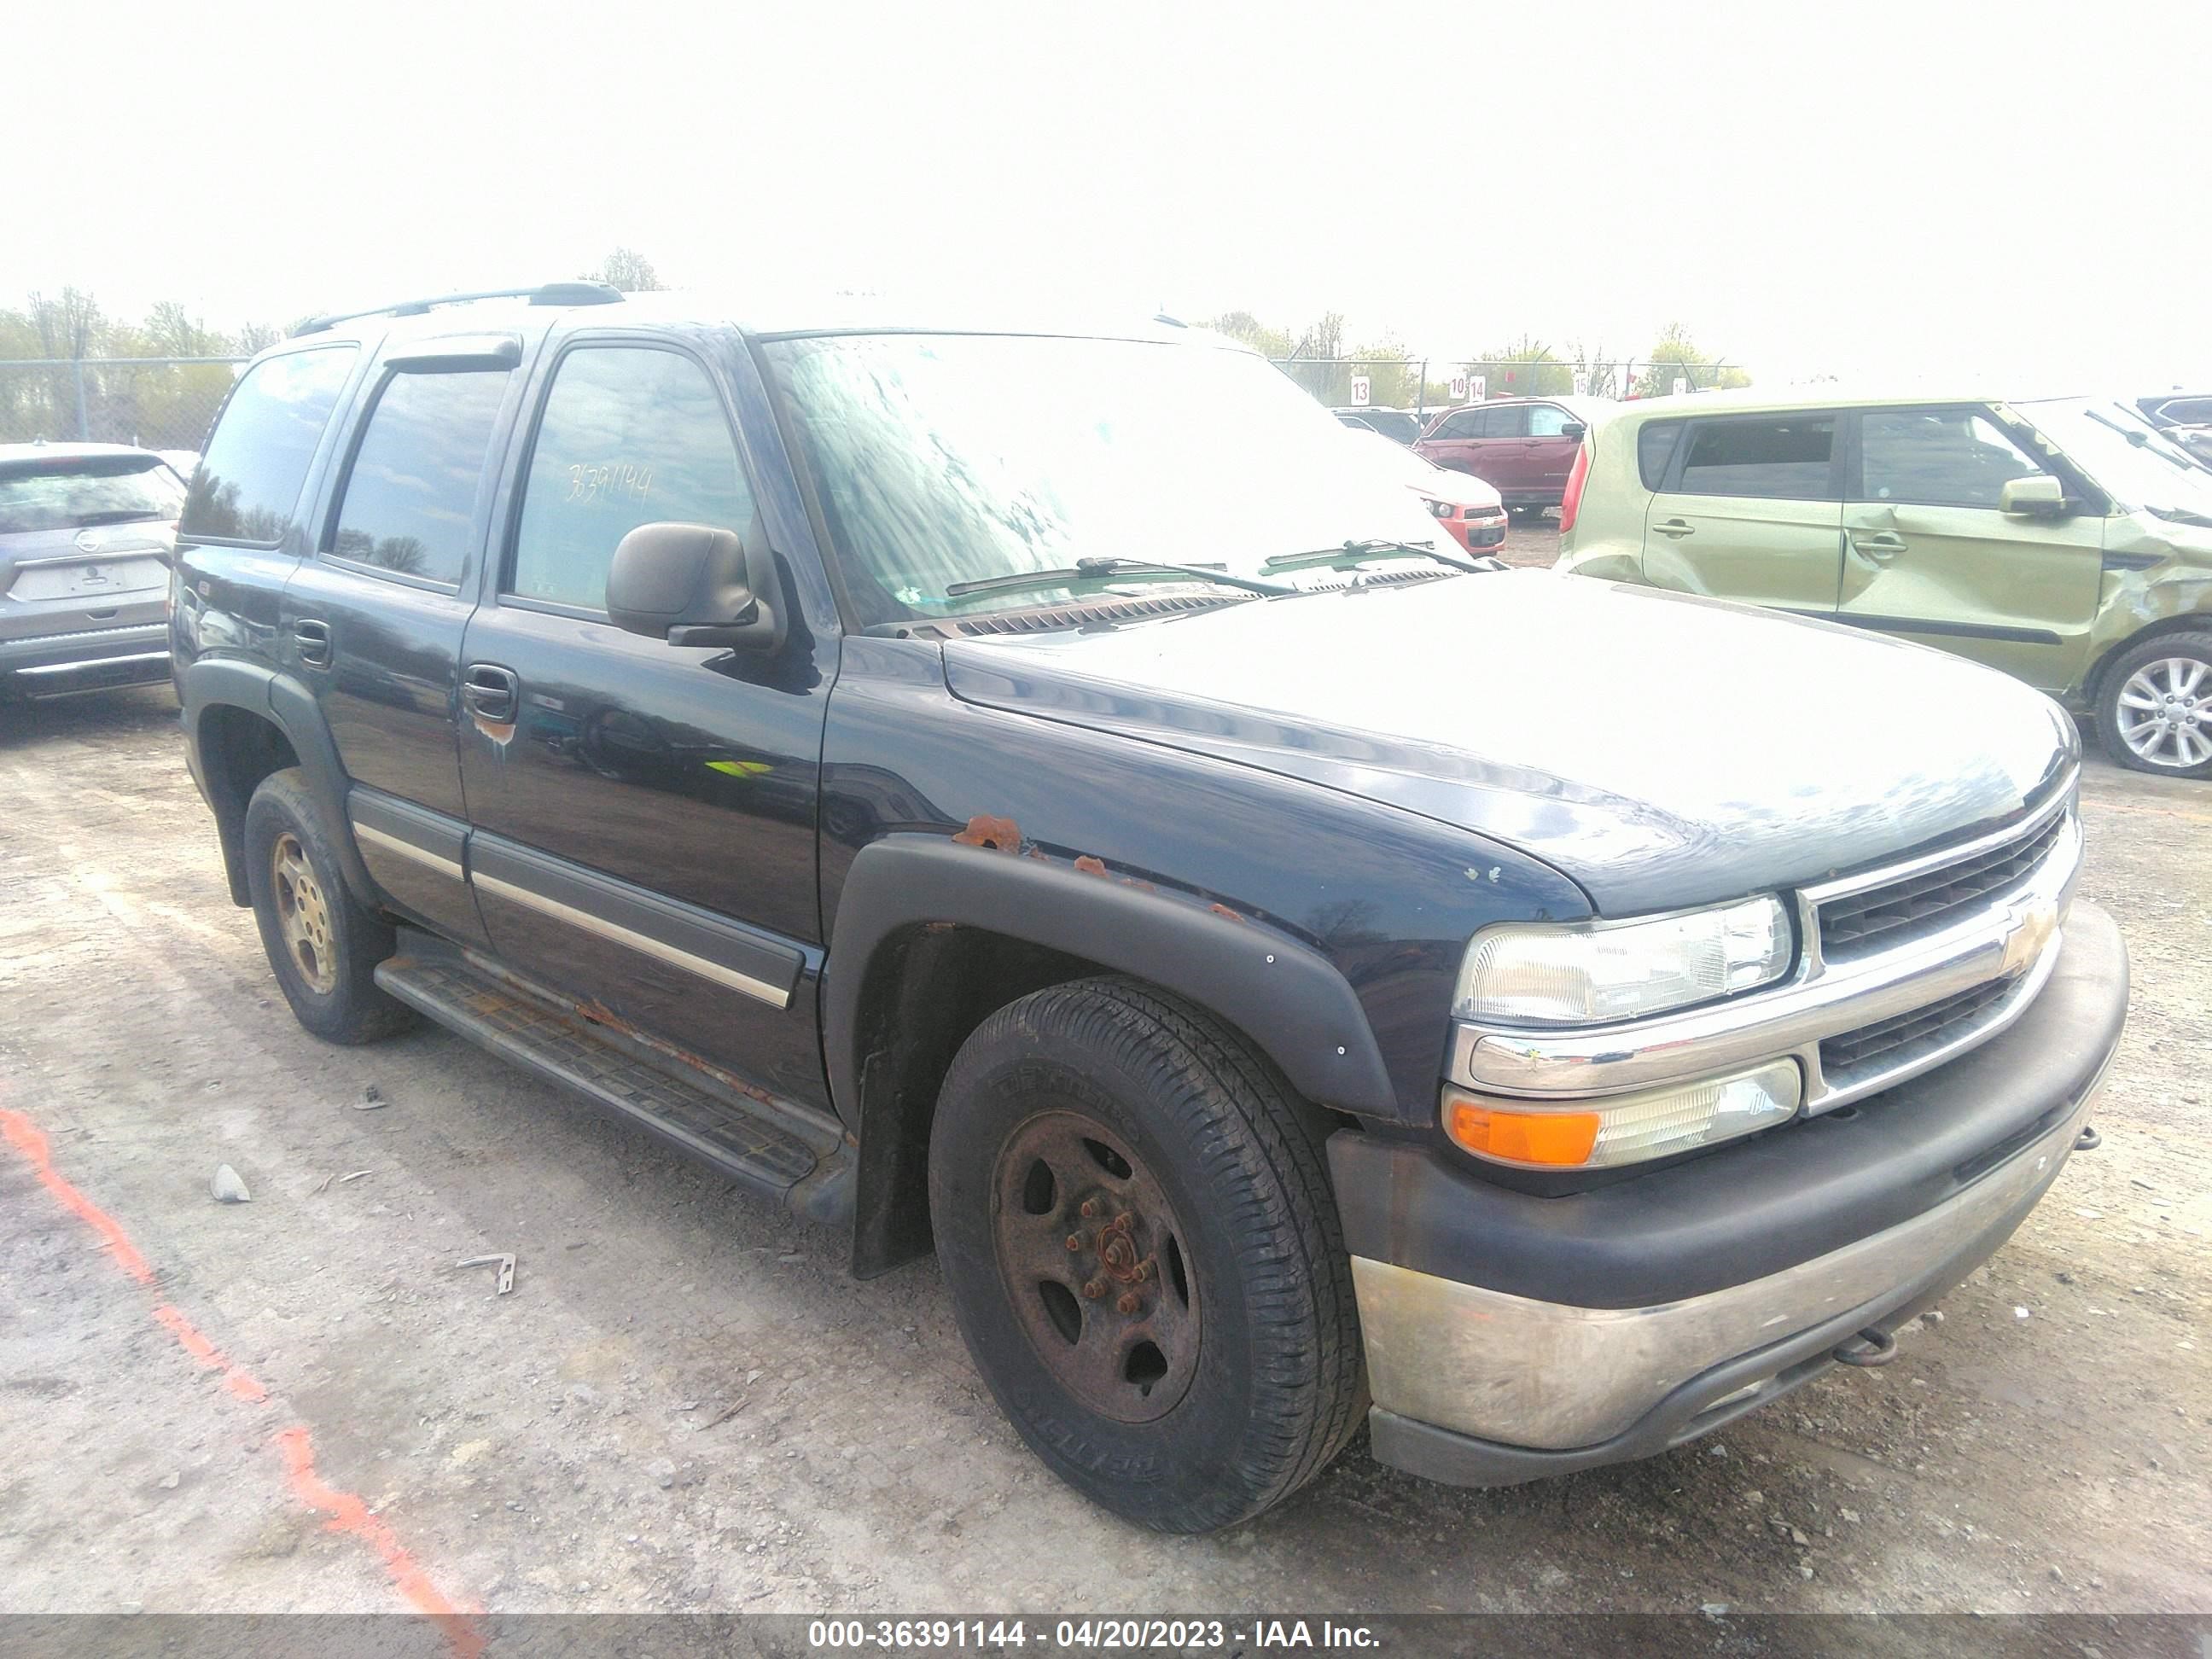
[[270, 830, 337, 995], [992, 1110, 1199, 1423]]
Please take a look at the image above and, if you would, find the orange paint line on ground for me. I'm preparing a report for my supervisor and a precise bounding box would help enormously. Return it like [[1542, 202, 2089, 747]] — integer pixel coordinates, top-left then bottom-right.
[[277, 1427, 485, 1659], [0, 1102, 478, 1655], [0, 1108, 156, 1284], [149, 1302, 270, 1404]]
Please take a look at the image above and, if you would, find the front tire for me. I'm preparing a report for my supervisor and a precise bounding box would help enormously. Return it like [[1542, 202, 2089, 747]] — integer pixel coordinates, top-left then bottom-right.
[[243, 768, 415, 1044], [928, 977, 1365, 1533], [2097, 632, 2212, 778]]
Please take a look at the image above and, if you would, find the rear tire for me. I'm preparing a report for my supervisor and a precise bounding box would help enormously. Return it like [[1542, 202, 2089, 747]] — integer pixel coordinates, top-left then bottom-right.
[[2096, 632, 2212, 779], [243, 768, 416, 1044], [928, 976, 1365, 1534]]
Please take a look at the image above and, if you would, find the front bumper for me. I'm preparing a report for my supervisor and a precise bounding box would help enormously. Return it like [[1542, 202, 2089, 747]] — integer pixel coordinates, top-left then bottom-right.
[[1331, 899, 2127, 1486]]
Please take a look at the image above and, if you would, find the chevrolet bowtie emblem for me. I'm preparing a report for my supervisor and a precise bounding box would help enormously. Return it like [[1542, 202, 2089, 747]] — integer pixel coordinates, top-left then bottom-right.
[[2001, 901, 2058, 978]]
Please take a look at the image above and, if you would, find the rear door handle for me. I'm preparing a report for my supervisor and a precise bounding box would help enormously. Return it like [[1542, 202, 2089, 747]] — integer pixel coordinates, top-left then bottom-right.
[[1654, 518, 1696, 538], [1850, 532, 1907, 563], [292, 618, 332, 668], [461, 663, 520, 722]]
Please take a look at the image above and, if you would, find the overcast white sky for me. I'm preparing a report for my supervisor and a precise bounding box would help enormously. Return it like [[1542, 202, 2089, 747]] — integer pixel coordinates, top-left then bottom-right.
[[11, 0, 2208, 387]]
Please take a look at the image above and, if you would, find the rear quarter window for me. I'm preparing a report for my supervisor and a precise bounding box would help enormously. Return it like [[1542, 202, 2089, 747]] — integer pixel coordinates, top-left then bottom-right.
[[1675, 415, 1836, 499], [1636, 419, 1684, 489], [181, 346, 357, 543]]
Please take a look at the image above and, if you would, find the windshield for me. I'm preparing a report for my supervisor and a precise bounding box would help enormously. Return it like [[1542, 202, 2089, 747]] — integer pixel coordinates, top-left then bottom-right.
[[766, 333, 1449, 626], [2011, 397, 2212, 520], [0, 455, 185, 535]]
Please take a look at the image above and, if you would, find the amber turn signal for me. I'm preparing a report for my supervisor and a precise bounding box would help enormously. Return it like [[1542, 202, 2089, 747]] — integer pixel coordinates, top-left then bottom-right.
[[1444, 1095, 1601, 1167]]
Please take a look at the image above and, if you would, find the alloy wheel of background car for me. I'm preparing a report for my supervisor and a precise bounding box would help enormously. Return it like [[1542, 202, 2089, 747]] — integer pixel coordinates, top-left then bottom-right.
[[2098, 632, 2212, 779], [2116, 656, 2212, 770]]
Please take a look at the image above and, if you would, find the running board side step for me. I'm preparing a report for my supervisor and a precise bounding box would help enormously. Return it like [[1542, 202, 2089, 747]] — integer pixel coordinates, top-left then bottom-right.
[[373, 940, 852, 1227]]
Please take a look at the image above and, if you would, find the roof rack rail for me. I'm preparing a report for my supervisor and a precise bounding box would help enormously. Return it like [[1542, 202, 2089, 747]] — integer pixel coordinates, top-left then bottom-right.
[[291, 282, 624, 337]]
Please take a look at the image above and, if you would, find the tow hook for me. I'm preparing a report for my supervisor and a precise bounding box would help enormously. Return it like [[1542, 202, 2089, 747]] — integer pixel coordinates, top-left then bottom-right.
[[1832, 1327, 1899, 1368], [2075, 1124, 2102, 1152]]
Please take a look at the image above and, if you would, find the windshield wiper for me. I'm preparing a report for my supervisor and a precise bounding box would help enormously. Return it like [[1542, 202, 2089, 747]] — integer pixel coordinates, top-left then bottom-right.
[[2085, 405, 2195, 475], [2146, 504, 2212, 529], [69, 509, 166, 526], [1263, 538, 1489, 576], [943, 557, 1292, 600]]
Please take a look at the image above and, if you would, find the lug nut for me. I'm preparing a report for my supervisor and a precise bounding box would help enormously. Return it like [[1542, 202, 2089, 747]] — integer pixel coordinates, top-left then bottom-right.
[[1116, 1292, 1141, 1315], [1065, 1234, 1085, 1252], [1081, 1278, 1108, 1300], [1080, 1200, 1098, 1218]]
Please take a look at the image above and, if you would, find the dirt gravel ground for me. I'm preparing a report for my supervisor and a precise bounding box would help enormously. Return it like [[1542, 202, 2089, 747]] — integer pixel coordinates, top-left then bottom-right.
[[1, 544, 2206, 1635]]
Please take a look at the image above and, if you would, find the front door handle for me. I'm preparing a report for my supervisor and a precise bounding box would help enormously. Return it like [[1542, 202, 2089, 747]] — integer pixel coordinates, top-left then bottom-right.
[[1653, 518, 1697, 538], [1850, 532, 1907, 564], [461, 663, 520, 722], [293, 618, 332, 669]]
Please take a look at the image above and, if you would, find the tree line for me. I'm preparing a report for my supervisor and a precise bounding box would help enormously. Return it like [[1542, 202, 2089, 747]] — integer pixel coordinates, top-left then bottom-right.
[[1202, 311, 1751, 409], [0, 251, 665, 449]]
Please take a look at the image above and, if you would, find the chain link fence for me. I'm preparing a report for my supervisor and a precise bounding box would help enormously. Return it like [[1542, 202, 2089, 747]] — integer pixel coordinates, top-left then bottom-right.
[[1271, 357, 1746, 423], [0, 356, 246, 451]]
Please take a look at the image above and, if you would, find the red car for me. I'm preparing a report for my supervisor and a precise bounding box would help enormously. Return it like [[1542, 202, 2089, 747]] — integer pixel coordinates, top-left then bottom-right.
[[1348, 428, 1509, 554], [1414, 396, 1607, 520]]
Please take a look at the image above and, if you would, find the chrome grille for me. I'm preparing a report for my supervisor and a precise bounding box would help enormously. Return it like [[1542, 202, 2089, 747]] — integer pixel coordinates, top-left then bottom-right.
[[1820, 977, 2014, 1076], [1819, 810, 2067, 962]]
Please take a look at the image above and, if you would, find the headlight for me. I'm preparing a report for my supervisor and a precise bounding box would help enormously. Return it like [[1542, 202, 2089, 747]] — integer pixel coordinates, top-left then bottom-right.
[[1454, 896, 1792, 1027], [1425, 497, 1454, 518], [1443, 1059, 1802, 1168]]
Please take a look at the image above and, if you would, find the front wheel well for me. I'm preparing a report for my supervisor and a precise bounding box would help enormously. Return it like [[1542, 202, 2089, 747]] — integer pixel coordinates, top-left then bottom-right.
[[196, 705, 300, 905], [2083, 617, 2212, 709], [844, 923, 1349, 1278]]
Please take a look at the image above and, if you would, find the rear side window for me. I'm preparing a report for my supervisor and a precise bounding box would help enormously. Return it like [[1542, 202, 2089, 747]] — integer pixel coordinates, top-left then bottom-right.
[[0, 454, 185, 534], [1676, 416, 1836, 499], [1430, 409, 1481, 439], [1858, 408, 2047, 509], [328, 370, 508, 585], [509, 347, 754, 612], [1471, 405, 1528, 438], [181, 347, 356, 542], [1637, 419, 1684, 489]]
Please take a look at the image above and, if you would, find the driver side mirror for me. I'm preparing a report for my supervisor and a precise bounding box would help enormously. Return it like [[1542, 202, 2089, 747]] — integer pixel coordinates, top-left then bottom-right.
[[1560, 422, 1587, 442], [605, 521, 786, 653], [1999, 474, 2069, 519]]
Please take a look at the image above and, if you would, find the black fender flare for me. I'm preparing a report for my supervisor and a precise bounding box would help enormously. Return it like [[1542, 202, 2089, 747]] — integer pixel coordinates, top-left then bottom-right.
[[822, 835, 1400, 1122], [182, 657, 376, 912]]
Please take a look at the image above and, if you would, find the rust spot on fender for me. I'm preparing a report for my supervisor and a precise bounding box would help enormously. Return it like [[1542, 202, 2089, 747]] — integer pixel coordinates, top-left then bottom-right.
[[952, 814, 1022, 853], [1208, 902, 1247, 923], [1073, 855, 1108, 877]]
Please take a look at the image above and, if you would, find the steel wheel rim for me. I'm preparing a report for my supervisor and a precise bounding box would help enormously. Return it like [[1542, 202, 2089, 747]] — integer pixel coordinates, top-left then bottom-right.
[[270, 830, 337, 994], [990, 1109, 1201, 1423], [2116, 656, 2212, 768]]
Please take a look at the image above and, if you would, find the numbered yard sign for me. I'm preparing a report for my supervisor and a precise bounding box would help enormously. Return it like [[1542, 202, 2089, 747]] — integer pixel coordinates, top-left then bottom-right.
[[1469, 375, 1487, 401], [1448, 374, 1469, 402], [1350, 375, 1371, 407]]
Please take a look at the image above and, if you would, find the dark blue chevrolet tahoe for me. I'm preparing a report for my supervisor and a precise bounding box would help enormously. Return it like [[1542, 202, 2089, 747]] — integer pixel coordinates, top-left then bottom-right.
[[172, 284, 2128, 1533]]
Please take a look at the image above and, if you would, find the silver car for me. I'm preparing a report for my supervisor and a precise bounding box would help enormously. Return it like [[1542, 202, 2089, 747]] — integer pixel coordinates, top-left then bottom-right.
[[0, 443, 185, 702]]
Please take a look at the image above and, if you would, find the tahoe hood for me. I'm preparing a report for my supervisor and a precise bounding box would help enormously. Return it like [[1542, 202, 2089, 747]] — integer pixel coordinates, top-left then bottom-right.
[[940, 570, 2078, 915]]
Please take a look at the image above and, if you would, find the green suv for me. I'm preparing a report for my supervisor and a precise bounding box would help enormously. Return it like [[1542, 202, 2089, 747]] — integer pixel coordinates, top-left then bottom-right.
[[1557, 389, 2212, 777]]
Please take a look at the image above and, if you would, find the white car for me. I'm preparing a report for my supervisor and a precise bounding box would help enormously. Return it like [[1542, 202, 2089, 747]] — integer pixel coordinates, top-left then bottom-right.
[[1347, 428, 1508, 553]]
